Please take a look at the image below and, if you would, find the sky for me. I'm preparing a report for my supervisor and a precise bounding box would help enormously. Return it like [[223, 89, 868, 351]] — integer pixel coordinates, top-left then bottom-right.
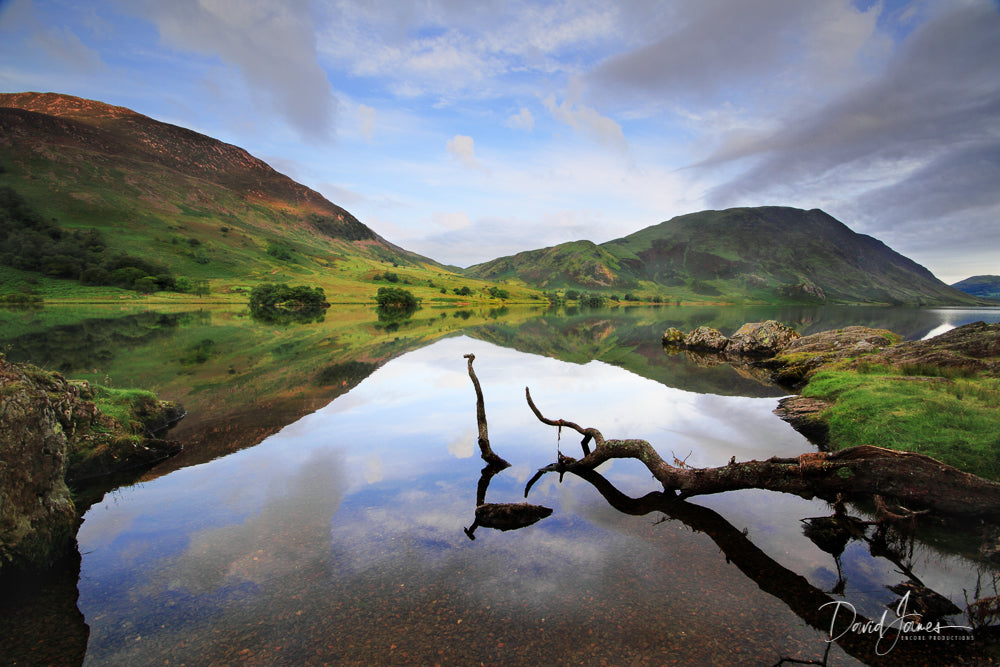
[[1, 0, 997, 282]]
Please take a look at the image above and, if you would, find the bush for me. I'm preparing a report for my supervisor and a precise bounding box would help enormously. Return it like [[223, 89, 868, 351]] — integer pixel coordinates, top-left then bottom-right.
[[375, 286, 419, 310], [0, 187, 180, 292], [249, 283, 329, 323]]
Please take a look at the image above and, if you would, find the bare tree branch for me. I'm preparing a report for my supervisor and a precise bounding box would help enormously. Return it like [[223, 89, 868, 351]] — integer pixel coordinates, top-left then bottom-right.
[[523, 387, 1000, 519], [464, 353, 509, 468]]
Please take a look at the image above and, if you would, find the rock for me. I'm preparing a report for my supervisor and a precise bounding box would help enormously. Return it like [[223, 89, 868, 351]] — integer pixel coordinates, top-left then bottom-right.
[[872, 321, 1000, 374], [773, 396, 831, 447], [684, 326, 729, 351], [0, 355, 184, 575], [0, 358, 79, 572], [777, 282, 827, 302], [765, 326, 900, 386], [728, 320, 801, 357], [661, 327, 686, 345]]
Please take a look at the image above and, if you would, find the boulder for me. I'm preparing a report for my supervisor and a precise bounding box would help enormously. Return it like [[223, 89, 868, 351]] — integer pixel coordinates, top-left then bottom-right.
[[684, 326, 729, 351], [0, 357, 79, 572], [0, 355, 183, 575], [727, 320, 801, 357], [661, 327, 686, 346]]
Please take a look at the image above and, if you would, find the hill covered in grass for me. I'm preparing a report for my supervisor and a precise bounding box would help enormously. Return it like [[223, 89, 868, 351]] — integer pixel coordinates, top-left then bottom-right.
[[952, 275, 1000, 301], [0, 92, 537, 305], [466, 206, 984, 306]]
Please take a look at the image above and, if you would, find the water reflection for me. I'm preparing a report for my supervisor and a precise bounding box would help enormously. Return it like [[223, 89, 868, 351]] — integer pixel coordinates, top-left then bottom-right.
[[69, 336, 996, 665], [3, 305, 1000, 664], [462, 353, 553, 540]]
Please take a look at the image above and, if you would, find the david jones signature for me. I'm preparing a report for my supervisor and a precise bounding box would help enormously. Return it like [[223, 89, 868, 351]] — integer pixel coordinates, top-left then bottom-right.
[[821, 590, 973, 655]]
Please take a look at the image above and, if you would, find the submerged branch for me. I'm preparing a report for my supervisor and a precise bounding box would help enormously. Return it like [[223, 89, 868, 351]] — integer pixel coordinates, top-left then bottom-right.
[[464, 354, 509, 469]]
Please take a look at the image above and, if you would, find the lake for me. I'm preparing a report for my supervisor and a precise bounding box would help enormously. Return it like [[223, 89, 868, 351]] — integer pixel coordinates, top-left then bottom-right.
[[2, 304, 999, 665]]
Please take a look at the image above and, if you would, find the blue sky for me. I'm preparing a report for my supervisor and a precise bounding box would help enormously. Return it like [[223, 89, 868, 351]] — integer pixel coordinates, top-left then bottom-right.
[[1, 0, 997, 281]]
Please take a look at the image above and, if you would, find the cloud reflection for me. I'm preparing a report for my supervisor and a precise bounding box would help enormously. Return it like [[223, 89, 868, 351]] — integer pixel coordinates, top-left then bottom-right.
[[169, 448, 348, 593]]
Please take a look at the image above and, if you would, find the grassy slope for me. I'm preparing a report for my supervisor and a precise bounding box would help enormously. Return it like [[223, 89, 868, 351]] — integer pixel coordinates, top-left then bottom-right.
[[951, 275, 1000, 301], [802, 367, 1000, 480], [0, 94, 544, 307], [468, 207, 983, 306]]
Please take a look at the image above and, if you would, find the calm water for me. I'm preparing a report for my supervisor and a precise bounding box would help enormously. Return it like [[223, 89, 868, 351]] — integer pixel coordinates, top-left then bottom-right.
[[2, 304, 999, 665]]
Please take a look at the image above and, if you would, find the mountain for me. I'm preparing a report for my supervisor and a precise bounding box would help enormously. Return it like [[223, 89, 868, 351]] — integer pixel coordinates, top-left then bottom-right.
[[952, 276, 1000, 301], [1, 92, 492, 302], [466, 206, 982, 305]]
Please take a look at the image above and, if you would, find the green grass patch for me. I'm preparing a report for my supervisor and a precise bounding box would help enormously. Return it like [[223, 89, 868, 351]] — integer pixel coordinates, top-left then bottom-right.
[[802, 370, 1000, 480], [90, 384, 158, 432]]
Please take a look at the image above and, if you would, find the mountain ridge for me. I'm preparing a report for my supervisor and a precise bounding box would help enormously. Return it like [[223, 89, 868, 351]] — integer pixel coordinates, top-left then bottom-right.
[[952, 275, 1000, 301], [466, 206, 981, 305], [0, 91, 433, 267], [0, 92, 983, 307]]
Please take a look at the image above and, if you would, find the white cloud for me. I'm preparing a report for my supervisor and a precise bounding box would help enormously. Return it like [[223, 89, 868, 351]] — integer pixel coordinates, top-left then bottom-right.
[[357, 103, 376, 140], [505, 107, 534, 132], [543, 82, 628, 154], [431, 211, 472, 231], [129, 0, 337, 141], [446, 134, 482, 170]]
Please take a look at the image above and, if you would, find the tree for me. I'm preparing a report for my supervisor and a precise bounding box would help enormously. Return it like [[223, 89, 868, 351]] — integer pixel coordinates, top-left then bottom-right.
[[249, 283, 329, 323]]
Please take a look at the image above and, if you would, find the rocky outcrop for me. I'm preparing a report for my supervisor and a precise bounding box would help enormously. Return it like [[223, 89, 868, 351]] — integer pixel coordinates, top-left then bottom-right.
[[661, 327, 686, 345], [685, 326, 730, 351], [773, 397, 832, 448], [661, 325, 730, 351], [871, 321, 1000, 374], [0, 355, 183, 574], [0, 358, 78, 574], [763, 326, 900, 387], [663, 320, 801, 358], [727, 320, 801, 356]]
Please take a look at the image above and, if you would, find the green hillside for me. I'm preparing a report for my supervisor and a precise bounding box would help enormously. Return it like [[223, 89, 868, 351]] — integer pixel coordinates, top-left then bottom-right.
[[0, 92, 539, 305], [952, 275, 1000, 301], [465, 239, 634, 290], [466, 206, 983, 306]]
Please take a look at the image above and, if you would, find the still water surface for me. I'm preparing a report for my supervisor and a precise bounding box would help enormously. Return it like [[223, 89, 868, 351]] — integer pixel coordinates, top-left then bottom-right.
[[2, 304, 999, 665]]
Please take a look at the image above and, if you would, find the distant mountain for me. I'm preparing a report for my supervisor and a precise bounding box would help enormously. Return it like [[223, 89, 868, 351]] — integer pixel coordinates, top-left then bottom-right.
[[952, 275, 1000, 301], [466, 206, 982, 306], [0, 91, 440, 285]]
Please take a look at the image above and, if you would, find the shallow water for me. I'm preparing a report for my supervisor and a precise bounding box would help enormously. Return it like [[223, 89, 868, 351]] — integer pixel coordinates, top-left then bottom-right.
[[75, 336, 989, 665], [3, 304, 999, 665]]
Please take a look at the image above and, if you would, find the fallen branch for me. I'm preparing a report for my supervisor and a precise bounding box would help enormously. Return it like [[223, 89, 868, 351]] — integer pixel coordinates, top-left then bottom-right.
[[464, 354, 510, 469], [523, 388, 1000, 519]]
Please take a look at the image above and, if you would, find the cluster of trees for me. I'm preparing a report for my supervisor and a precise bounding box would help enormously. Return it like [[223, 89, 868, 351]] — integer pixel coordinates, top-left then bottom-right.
[[375, 286, 419, 311], [373, 271, 402, 283], [554, 289, 668, 306], [0, 187, 184, 293], [249, 283, 330, 323]]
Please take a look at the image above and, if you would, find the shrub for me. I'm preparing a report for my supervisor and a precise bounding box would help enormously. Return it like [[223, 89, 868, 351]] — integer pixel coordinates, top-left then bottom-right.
[[249, 283, 329, 323]]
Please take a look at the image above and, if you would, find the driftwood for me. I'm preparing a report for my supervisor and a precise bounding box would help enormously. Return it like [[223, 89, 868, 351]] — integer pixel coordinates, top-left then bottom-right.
[[460, 356, 998, 662], [462, 354, 551, 539], [524, 388, 1000, 519]]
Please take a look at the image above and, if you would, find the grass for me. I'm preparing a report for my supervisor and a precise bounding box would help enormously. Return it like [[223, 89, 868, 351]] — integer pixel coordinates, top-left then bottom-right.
[[89, 384, 158, 432], [801, 370, 1000, 480]]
